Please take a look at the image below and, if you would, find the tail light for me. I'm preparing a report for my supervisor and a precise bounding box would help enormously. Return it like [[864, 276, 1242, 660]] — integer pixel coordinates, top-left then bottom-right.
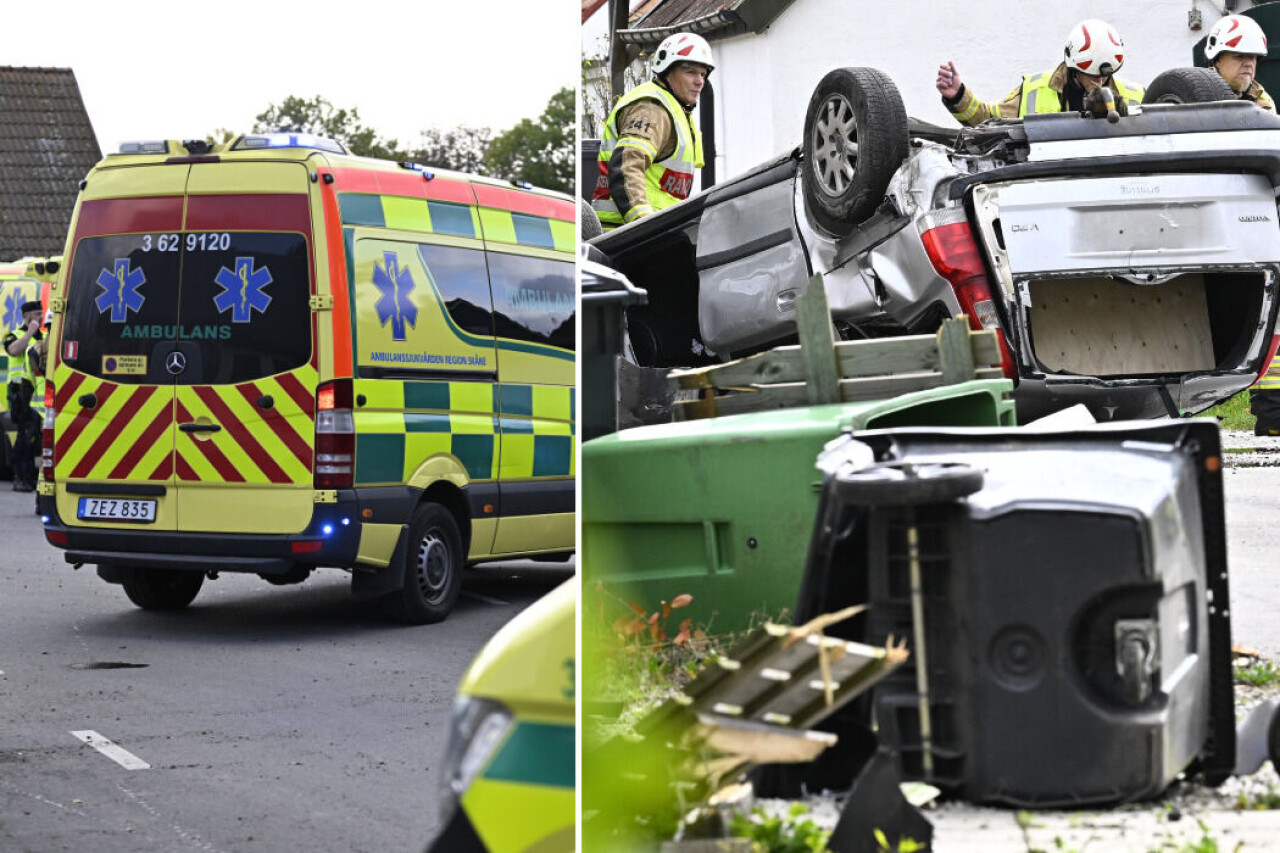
[[315, 379, 354, 489], [41, 382, 55, 482], [919, 210, 1017, 380]]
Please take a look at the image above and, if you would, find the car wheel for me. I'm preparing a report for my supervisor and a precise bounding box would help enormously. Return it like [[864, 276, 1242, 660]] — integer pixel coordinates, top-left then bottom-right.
[[580, 196, 604, 241], [387, 503, 464, 625], [802, 67, 909, 237], [121, 568, 203, 610], [1142, 68, 1236, 105], [833, 461, 983, 507]]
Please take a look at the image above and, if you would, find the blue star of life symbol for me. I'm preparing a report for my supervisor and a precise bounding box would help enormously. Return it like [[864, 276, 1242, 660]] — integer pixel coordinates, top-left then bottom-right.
[[96, 259, 146, 323], [3, 290, 30, 330], [372, 251, 417, 341], [213, 257, 273, 323]]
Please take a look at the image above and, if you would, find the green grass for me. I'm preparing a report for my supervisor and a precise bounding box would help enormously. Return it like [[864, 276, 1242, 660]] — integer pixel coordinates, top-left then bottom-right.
[[1235, 787, 1280, 810], [1202, 390, 1255, 431], [1234, 659, 1280, 688]]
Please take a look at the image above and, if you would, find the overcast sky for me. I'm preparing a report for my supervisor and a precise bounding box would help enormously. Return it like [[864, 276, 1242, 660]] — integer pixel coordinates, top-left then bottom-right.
[[6, 1, 578, 155]]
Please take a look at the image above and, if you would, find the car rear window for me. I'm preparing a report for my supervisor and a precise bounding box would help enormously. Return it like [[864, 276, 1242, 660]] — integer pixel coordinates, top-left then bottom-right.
[[63, 232, 310, 384]]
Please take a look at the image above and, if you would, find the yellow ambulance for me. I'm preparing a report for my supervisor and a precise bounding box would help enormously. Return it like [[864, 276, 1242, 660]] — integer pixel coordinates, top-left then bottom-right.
[[0, 257, 57, 477], [39, 134, 575, 623], [428, 577, 575, 852]]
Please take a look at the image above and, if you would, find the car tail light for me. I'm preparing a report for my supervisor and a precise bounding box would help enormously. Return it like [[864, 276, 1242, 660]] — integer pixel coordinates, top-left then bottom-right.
[[315, 379, 354, 489], [919, 210, 1016, 380], [41, 381, 55, 482]]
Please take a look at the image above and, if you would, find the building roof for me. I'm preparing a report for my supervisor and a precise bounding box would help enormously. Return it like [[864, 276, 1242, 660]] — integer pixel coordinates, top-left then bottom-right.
[[619, 0, 797, 45], [0, 67, 101, 259]]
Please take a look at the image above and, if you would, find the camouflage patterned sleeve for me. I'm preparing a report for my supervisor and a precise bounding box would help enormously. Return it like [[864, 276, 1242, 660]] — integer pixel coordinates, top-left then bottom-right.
[[607, 100, 675, 222]]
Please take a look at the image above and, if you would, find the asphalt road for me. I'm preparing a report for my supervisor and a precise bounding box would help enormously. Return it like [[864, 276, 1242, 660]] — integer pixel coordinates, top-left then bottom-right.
[[0, 489, 573, 853]]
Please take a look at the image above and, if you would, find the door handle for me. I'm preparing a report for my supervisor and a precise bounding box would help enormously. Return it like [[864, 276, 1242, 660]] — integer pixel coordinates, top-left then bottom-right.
[[78, 393, 96, 408], [179, 423, 222, 433]]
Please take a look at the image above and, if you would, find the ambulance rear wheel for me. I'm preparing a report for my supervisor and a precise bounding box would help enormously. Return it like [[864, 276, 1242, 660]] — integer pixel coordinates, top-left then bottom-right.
[[120, 568, 204, 611], [388, 503, 463, 625]]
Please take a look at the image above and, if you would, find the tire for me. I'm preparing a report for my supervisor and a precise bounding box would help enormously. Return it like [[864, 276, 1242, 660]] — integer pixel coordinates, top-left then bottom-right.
[[580, 196, 603, 241], [1142, 68, 1236, 105], [833, 461, 983, 507], [801, 67, 909, 237], [121, 568, 203, 611], [386, 503, 464, 624]]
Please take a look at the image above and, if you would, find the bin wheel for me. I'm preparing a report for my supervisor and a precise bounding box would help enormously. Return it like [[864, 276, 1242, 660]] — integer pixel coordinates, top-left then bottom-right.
[[121, 568, 203, 611], [386, 503, 464, 625], [833, 461, 983, 506]]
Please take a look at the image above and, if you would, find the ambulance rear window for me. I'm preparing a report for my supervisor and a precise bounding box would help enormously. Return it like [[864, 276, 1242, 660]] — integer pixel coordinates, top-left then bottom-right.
[[62, 232, 310, 384]]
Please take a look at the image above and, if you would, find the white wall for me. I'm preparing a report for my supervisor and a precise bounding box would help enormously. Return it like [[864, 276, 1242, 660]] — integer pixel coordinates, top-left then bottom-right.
[[711, 0, 1230, 178]]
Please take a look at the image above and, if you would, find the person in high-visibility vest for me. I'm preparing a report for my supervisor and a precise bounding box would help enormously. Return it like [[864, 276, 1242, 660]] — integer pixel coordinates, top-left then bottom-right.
[[591, 32, 713, 229], [936, 19, 1145, 127], [4, 300, 43, 492], [1205, 15, 1276, 114]]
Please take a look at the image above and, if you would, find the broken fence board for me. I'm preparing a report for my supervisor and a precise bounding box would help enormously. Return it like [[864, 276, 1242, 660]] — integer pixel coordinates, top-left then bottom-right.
[[938, 315, 977, 384], [668, 330, 1001, 390], [677, 368, 1006, 418], [794, 273, 841, 405]]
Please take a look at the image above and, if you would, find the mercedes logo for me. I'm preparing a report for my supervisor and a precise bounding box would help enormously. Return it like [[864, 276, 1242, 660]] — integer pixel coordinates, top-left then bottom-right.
[[165, 351, 187, 375]]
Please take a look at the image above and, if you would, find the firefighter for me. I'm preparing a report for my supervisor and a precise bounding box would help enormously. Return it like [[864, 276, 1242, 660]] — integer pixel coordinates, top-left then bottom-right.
[[591, 32, 711, 229], [5, 300, 43, 491], [1205, 14, 1275, 113], [937, 19, 1145, 126]]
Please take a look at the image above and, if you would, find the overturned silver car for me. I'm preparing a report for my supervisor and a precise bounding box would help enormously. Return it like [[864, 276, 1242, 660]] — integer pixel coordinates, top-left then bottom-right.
[[591, 67, 1280, 422]]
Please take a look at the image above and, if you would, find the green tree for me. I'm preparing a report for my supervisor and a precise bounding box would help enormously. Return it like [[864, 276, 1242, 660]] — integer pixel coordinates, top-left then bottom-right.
[[253, 95, 407, 160], [484, 87, 574, 194], [408, 126, 493, 175]]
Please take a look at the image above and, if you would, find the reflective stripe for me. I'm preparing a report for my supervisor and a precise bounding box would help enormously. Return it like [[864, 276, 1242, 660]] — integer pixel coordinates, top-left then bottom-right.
[[1019, 70, 1144, 116], [6, 326, 29, 385], [352, 379, 575, 485], [593, 81, 703, 225], [616, 137, 659, 159], [1257, 354, 1280, 389], [1019, 72, 1058, 116]]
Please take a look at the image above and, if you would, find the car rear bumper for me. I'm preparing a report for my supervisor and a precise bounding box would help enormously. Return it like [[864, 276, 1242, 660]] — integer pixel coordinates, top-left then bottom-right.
[[39, 488, 384, 573]]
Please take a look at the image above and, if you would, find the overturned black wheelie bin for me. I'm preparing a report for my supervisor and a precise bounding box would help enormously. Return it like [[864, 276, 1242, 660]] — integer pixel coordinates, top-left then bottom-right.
[[781, 419, 1235, 808]]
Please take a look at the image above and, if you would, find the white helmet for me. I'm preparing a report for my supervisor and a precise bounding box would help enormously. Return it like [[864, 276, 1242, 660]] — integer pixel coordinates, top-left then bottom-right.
[[652, 32, 715, 77], [1205, 14, 1268, 60], [1064, 19, 1126, 77]]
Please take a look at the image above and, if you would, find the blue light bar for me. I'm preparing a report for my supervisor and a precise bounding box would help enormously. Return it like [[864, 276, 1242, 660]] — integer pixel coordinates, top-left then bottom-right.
[[115, 141, 171, 155], [232, 133, 346, 155]]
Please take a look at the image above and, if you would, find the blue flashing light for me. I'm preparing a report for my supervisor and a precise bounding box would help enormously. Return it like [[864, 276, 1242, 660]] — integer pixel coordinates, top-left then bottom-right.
[[341, 517, 350, 526], [233, 133, 346, 155], [398, 161, 436, 180], [511, 179, 534, 190], [40, 515, 50, 524], [322, 524, 334, 536]]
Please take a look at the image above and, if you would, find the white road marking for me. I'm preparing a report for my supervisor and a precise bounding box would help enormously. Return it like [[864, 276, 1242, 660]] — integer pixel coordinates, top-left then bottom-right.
[[71, 730, 150, 770], [461, 590, 511, 606]]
